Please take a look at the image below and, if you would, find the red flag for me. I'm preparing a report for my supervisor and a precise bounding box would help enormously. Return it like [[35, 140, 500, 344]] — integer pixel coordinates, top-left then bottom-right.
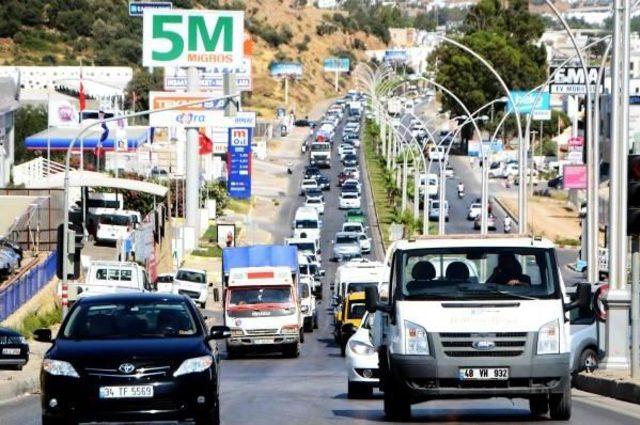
[[199, 132, 213, 155], [78, 71, 86, 111]]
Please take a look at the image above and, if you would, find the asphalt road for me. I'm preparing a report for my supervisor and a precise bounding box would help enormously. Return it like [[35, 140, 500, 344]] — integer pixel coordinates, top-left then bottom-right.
[[0, 107, 627, 425]]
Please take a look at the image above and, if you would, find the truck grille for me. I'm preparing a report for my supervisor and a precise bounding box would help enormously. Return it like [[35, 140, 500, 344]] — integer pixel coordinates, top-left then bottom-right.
[[246, 329, 279, 336], [438, 332, 528, 358]]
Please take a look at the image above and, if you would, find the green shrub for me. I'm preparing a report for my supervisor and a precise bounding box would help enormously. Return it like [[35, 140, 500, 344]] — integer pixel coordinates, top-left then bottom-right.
[[18, 305, 62, 339]]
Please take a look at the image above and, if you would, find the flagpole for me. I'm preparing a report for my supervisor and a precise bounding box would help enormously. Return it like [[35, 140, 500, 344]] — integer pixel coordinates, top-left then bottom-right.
[[47, 88, 51, 175]]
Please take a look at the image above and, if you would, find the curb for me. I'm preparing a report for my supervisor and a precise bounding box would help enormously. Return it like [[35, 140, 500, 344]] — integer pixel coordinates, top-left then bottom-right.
[[0, 376, 39, 403], [574, 373, 640, 405]]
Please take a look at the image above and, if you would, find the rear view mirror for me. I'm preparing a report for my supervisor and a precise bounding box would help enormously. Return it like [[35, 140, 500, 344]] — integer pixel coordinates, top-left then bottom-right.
[[565, 283, 592, 312]]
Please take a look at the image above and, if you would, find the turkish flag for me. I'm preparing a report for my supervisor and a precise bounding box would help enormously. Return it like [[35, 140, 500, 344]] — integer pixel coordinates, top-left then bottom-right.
[[199, 132, 213, 155], [78, 70, 86, 111]]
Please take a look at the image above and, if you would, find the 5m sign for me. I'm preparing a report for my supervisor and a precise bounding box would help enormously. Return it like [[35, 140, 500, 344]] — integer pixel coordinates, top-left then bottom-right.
[[143, 10, 244, 67]]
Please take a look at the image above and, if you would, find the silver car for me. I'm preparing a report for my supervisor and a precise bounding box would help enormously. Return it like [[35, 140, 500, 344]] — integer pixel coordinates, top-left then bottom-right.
[[332, 232, 362, 262]]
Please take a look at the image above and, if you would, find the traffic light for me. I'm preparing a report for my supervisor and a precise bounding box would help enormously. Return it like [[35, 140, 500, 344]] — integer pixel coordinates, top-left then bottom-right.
[[628, 154, 640, 235], [56, 223, 84, 280]]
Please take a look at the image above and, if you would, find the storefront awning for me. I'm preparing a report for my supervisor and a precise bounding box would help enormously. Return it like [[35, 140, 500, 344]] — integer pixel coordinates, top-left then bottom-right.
[[31, 170, 168, 197]]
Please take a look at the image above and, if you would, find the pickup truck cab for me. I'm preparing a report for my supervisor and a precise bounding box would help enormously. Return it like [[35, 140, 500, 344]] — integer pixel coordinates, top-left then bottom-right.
[[173, 268, 208, 308], [365, 235, 591, 421], [72, 261, 152, 302]]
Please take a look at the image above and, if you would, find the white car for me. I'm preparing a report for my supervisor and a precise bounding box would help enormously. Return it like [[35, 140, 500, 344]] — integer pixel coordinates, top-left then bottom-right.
[[467, 203, 482, 220], [339, 192, 361, 209], [173, 268, 208, 308], [345, 312, 378, 399], [155, 273, 174, 293], [343, 166, 360, 180], [429, 200, 449, 222], [338, 143, 354, 157], [95, 211, 133, 244], [428, 146, 445, 161], [304, 198, 325, 215], [340, 146, 357, 161], [342, 178, 361, 194], [300, 178, 319, 196]]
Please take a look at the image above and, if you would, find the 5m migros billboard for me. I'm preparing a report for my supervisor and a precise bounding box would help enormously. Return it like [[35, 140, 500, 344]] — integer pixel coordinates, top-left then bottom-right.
[[143, 9, 244, 67]]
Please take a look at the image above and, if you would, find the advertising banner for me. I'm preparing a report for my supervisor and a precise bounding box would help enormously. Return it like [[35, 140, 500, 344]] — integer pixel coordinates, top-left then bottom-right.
[[148, 91, 226, 127], [269, 62, 302, 78], [323, 57, 350, 73], [164, 57, 253, 91], [384, 49, 408, 63], [48, 100, 78, 127], [506, 90, 551, 115], [467, 140, 481, 157], [142, 9, 244, 67], [549, 66, 603, 94], [567, 136, 584, 164], [563, 164, 587, 189], [227, 128, 252, 198]]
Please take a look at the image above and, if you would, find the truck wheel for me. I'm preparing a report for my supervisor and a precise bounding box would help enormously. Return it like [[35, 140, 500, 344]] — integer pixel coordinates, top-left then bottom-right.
[[383, 382, 411, 421], [529, 395, 548, 416], [549, 383, 572, 420], [313, 315, 319, 329], [348, 381, 373, 399], [578, 348, 599, 373], [284, 343, 300, 358], [300, 330, 305, 343], [304, 319, 313, 333]]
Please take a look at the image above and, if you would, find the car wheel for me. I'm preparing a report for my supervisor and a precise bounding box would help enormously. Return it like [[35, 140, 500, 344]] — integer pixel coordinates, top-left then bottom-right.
[[578, 347, 599, 373], [529, 395, 548, 416], [549, 383, 572, 420], [348, 381, 373, 399], [196, 397, 220, 425]]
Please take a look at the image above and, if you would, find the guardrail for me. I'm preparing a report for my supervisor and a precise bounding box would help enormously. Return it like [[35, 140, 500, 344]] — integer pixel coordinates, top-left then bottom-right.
[[0, 251, 58, 322]]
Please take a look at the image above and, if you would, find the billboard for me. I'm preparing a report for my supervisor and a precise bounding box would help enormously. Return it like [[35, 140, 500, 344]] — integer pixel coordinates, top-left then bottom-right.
[[142, 9, 244, 67], [506, 90, 551, 116], [148, 91, 226, 127], [323, 57, 350, 73], [48, 100, 78, 127], [164, 57, 253, 91], [549, 66, 603, 94], [563, 164, 587, 189], [227, 128, 252, 199], [129, 1, 172, 17], [269, 62, 302, 78], [384, 49, 408, 63]]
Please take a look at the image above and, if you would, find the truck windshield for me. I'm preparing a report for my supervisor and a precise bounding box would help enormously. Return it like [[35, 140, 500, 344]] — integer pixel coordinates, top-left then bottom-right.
[[176, 270, 205, 283], [398, 247, 559, 300], [295, 220, 319, 229], [311, 143, 330, 152], [228, 287, 293, 305]]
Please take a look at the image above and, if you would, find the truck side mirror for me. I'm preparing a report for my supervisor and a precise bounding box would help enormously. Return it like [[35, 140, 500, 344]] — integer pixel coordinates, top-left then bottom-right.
[[365, 286, 378, 313], [565, 282, 592, 312]]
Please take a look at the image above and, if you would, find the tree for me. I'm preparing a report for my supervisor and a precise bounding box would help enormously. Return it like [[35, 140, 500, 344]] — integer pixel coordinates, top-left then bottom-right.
[[413, 13, 436, 32], [14, 105, 47, 164], [434, 0, 547, 121]]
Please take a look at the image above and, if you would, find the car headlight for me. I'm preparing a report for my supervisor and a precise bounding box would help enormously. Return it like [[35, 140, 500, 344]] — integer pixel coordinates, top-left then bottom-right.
[[348, 340, 376, 356], [281, 324, 299, 334], [301, 305, 309, 313], [173, 355, 213, 377], [537, 320, 560, 355], [43, 359, 80, 378], [404, 320, 429, 355]]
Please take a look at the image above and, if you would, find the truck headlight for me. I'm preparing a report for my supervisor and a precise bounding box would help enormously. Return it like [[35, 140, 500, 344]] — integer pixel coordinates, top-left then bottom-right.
[[43, 359, 79, 378], [537, 320, 560, 355], [404, 320, 429, 355], [348, 340, 376, 356], [281, 324, 299, 334], [173, 355, 213, 377], [230, 328, 244, 337]]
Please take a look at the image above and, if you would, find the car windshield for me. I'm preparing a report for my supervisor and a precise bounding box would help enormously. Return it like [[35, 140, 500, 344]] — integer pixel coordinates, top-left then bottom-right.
[[337, 235, 358, 244], [342, 193, 358, 199], [398, 247, 560, 300], [343, 225, 361, 233], [175, 270, 205, 283], [295, 220, 319, 229], [100, 214, 131, 226], [228, 286, 292, 305], [62, 301, 199, 339], [306, 199, 321, 205]]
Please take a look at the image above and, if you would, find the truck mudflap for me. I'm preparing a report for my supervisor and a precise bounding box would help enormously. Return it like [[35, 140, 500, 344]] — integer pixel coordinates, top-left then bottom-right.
[[388, 353, 570, 398]]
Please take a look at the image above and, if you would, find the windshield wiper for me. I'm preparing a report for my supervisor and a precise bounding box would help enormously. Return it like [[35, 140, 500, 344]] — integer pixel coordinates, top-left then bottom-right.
[[470, 285, 539, 301]]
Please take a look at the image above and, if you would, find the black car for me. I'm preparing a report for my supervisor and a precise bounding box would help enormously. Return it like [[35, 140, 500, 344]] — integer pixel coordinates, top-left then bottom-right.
[[342, 154, 358, 167], [36, 293, 230, 425], [316, 174, 331, 191], [0, 327, 29, 370], [303, 166, 321, 179]]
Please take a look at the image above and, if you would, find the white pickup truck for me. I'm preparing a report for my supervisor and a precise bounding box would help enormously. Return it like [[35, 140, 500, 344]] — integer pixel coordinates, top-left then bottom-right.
[[365, 235, 591, 421], [71, 261, 152, 302]]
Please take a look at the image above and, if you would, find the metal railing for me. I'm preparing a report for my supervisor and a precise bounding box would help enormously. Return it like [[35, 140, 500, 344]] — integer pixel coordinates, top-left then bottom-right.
[[0, 251, 58, 322]]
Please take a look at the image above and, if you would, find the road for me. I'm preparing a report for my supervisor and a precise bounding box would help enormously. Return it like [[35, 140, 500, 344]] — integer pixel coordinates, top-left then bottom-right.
[[0, 104, 631, 425]]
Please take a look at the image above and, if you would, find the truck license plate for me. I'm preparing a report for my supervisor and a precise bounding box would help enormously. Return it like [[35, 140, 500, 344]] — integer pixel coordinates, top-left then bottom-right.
[[2, 348, 20, 355], [254, 338, 273, 345], [459, 368, 509, 380], [99, 385, 154, 399]]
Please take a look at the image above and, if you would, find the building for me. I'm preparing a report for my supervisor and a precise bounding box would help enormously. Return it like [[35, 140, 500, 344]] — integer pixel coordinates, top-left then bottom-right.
[[0, 78, 20, 188]]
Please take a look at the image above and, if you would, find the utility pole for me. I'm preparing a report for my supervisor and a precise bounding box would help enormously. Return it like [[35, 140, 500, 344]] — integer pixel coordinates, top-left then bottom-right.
[[602, 0, 631, 371], [184, 67, 200, 247]]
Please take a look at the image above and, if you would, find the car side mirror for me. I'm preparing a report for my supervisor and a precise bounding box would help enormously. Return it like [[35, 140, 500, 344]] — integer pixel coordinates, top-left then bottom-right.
[[565, 282, 592, 312], [33, 328, 52, 343], [208, 325, 231, 340]]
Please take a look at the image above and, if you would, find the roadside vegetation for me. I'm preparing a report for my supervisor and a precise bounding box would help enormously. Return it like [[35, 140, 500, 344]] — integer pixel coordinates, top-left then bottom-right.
[[192, 225, 223, 257], [15, 304, 62, 339]]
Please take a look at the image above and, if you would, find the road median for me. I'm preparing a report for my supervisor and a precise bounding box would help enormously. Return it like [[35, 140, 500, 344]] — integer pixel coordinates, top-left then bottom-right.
[[574, 371, 640, 405]]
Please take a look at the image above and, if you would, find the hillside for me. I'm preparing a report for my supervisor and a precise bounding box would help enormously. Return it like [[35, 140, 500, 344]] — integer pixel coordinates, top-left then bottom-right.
[[0, 0, 385, 117]]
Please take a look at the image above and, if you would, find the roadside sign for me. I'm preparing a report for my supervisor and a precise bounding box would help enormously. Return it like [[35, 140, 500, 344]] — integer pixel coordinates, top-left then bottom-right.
[[164, 57, 253, 91], [563, 164, 587, 189], [533, 109, 551, 121], [129, 1, 172, 17], [269, 62, 302, 78], [506, 90, 551, 115], [549, 66, 603, 94], [142, 9, 244, 68], [148, 91, 226, 127], [323, 57, 350, 73], [218, 111, 256, 128], [227, 128, 252, 199], [567, 136, 584, 164]]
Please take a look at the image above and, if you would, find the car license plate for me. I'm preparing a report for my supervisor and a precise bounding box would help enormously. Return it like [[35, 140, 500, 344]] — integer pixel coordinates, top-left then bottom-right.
[[1, 348, 20, 355], [254, 338, 273, 345], [459, 367, 509, 380], [99, 385, 154, 399]]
